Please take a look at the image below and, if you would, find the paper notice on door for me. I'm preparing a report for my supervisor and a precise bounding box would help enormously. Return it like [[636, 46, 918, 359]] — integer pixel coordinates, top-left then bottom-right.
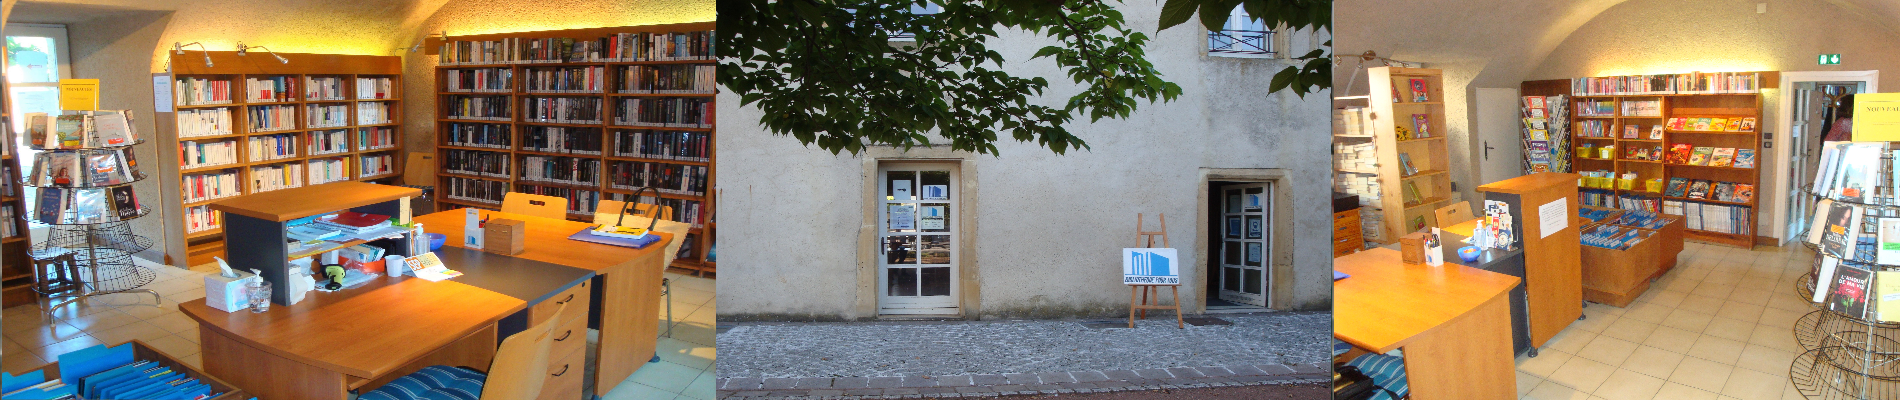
[[1538, 198, 1568, 238], [889, 204, 915, 230], [153, 74, 174, 112], [919, 206, 945, 230]]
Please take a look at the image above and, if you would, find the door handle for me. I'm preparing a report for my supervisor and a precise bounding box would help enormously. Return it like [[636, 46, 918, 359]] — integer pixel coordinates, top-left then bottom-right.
[[1484, 141, 1495, 159]]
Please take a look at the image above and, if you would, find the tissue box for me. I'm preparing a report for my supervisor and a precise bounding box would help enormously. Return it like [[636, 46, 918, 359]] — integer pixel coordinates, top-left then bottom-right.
[[204, 270, 260, 313]]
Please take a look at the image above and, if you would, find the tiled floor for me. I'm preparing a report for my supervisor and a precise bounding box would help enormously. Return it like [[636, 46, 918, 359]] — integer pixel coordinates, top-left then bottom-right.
[[1515, 241, 1815, 400], [0, 258, 715, 400]]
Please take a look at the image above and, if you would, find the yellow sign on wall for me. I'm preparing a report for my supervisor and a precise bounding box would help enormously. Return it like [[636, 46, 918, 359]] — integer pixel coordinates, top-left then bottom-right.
[[1855, 93, 1900, 142], [59, 79, 100, 111]]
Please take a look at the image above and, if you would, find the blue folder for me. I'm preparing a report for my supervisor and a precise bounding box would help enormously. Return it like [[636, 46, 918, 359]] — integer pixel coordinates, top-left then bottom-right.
[[567, 228, 661, 249]]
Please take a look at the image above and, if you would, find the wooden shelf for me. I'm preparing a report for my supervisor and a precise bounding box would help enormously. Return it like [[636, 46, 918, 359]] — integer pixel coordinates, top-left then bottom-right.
[[609, 92, 716, 97], [1562, 82, 1761, 249], [1665, 163, 1757, 171], [186, 228, 223, 240], [1667, 130, 1757, 135], [603, 155, 709, 166], [1401, 170, 1447, 180], [2, 237, 24, 244], [1665, 195, 1754, 206]]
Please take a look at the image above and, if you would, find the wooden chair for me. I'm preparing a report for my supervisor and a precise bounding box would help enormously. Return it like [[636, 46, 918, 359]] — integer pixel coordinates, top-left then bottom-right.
[[1128, 213, 1184, 329], [1433, 201, 1475, 228], [593, 199, 687, 336], [501, 192, 569, 220], [358, 303, 569, 400]]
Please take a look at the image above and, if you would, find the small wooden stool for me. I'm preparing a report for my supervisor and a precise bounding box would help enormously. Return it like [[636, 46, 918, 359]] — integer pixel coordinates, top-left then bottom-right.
[[1128, 213, 1183, 329]]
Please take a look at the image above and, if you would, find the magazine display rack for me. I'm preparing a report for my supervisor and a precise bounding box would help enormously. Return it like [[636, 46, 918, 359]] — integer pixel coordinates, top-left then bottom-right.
[[19, 114, 159, 312], [1790, 151, 1900, 399]]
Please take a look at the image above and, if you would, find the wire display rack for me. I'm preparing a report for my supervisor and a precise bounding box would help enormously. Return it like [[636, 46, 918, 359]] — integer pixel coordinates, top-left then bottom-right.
[[18, 129, 158, 311], [1791, 152, 1900, 399]]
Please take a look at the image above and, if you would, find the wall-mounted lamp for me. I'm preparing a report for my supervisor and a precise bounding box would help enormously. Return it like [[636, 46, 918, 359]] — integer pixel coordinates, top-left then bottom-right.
[[173, 42, 212, 67], [237, 42, 289, 64]]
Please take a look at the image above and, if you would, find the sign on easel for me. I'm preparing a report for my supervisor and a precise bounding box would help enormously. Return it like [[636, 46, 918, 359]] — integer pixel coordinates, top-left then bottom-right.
[[1123, 248, 1179, 285]]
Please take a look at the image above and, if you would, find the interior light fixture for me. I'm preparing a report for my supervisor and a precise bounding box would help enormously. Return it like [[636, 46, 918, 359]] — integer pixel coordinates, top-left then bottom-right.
[[174, 42, 213, 67], [237, 42, 289, 64]]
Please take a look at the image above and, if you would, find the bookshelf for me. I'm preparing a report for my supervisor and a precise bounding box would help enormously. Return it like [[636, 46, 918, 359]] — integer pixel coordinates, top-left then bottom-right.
[[158, 52, 405, 266], [0, 75, 31, 307], [1359, 66, 1453, 241], [1562, 72, 1776, 248], [428, 22, 717, 276]]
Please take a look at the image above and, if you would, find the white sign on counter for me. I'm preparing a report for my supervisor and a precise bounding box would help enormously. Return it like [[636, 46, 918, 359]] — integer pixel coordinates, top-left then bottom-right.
[[1538, 198, 1568, 238]]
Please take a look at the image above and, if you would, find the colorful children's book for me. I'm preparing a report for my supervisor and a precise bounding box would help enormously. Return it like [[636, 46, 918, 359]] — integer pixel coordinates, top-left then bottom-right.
[[1623, 125, 1639, 139], [1725, 118, 1742, 132], [1686, 180, 1711, 199], [1693, 118, 1711, 131], [1740, 117, 1758, 131], [1733, 184, 1755, 203], [1666, 144, 1694, 164], [1409, 78, 1428, 102], [1664, 177, 1689, 197], [1412, 114, 1431, 138], [1667, 117, 1686, 131], [1713, 182, 1735, 202], [1688, 147, 1714, 165], [1709, 147, 1736, 167], [1649, 125, 1665, 140], [1734, 148, 1757, 169], [1711, 118, 1729, 131]]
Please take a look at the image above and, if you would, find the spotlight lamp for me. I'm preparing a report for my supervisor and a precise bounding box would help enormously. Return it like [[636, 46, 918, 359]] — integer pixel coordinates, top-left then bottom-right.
[[174, 42, 213, 67], [237, 43, 289, 64]]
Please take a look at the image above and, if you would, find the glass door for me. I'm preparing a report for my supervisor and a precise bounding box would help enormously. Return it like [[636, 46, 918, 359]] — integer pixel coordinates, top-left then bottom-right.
[[1218, 183, 1269, 307], [6, 24, 73, 230], [877, 163, 958, 314]]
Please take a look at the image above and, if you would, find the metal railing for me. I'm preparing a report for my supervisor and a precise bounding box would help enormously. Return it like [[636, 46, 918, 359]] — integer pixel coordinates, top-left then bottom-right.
[[1208, 29, 1275, 57]]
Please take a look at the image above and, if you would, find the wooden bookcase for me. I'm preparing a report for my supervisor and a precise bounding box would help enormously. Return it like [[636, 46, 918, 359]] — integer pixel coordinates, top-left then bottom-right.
[[1563, 72, 1775, 248], [428, 22, 717, 276], [158, 52, 404, 266], [1363, 67, 1453, 241], [1, 75, 31, 307]]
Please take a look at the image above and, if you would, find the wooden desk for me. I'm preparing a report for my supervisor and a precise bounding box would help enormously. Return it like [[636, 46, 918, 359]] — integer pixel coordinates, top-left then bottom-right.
[[1477, 173, 1581, 348], [1335, 248, 1520, 400], [181, 278, 524, 400], [414, 209, 672, 395]]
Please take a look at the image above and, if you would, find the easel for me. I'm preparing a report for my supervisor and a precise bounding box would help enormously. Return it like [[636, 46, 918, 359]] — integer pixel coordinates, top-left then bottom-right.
[[1129, 213, 1183, 329]]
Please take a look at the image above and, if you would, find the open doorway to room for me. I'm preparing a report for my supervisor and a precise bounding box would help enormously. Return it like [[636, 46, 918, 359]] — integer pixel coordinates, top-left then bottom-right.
[[1770, 71, 1877, 244], [1205, 180, 1273, 313]]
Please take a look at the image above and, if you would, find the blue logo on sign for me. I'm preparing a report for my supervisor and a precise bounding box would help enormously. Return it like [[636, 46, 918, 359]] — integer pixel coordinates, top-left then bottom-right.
[[1131, 250, 1171, 276]]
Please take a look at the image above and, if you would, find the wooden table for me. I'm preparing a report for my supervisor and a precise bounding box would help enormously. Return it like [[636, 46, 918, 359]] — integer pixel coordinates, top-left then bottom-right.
[[181, 278, 524, 400], [1335, 248, 1521, 400], [414, 209, 672, 395]]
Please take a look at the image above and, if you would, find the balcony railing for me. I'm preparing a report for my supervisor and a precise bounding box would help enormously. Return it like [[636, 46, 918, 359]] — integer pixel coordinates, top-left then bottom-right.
[[1208, 29, 1275, 57]]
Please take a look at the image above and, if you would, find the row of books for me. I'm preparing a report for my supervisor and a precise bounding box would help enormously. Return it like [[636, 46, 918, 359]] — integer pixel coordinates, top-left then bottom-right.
[[1813, 257, 1898, 322], [1582, 224, 1650, 250], [358, 77, 395, 99], [27, 150, 140, 187], [1579, 188, 1617, 209], [247, 76, 297, 102], [515, 184, 601, 214], [1618, 124, 1665, 140], [359, 126, 396, 150], [612, 97, 712, 128], [613, 130, 712, 162], [444, 123, 511, 149], [310, 130, 350, 155], [1666, 144, 1756, 168], [1617, 195, 1662, 213], [1807, 199, 1893, 262], [1667, 116, 1756, 132], [179, 140, 238, 169], [249, 105, 297, 132], [1571, 72, 1765, 96], [34, 186, 142, 224], [444, 149, 512, 178], [1813, 142, 1893, 203], [1662, 200, 1751, 235], [445, 68, 512, 92], [306, 77, 348, 101], [177, 108, 233, 138], [445, 95, 511, 120], [524, 66, 605, 93], [522, 97, 603, 124], [1609, 210, 1671, 230], [518, 156, 601, 186], [436, 31, 715, 65], [251, 164, 305, 193], [1577, 100, 1616, 117], [1576, 119, 1610, 138], [1621, 100, 1661, 117], [1663, 178, 1756, 203], [182, 171, 241, 203], [443, 176, 506, 204], [26, 111, 140, 149], [358, 102, 392, 125], [309, 157, 350, 185], [175, 77, 233, 105], [1, 204, 15, 238], [1622, 145, 1665, 161], [1521, 95, 1567, 174], [1, 166, 14, 198], [361, 154, 395, 178], [248, 134, 299, 162], [605, 192, 708, 227], [608, 161, 708, 196], [307, 104, 348, 128], [524, 126, 603, 155], [184, 205, 221, 234], [619, 64, 716, 94]]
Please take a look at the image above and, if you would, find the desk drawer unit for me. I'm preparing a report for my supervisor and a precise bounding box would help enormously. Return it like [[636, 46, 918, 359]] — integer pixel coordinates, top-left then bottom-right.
[[1334, 210, 1365, 256], [531, 280, 591, 327], [546, 312, 588, 365], [537, 347, 586, 400]]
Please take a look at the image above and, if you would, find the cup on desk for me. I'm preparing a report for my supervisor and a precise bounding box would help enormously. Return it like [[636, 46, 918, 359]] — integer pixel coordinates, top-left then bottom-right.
[[247, 280, 273, 313]]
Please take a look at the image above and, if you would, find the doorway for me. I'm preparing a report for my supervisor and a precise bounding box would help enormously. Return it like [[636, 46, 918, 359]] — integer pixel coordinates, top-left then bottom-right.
[[1212, 182, 1270, 309], [1771, 71, 1877, 244], [876, 163, 959, 315], [5, 23, 72, 235]]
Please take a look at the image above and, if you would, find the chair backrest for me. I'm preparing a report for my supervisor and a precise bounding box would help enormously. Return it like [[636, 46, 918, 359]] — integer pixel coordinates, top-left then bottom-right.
[[480, 303, 568, 400], [501, 193, 569, 220], [590, 200, 674, 225], [1433, 201, 1475, 227]]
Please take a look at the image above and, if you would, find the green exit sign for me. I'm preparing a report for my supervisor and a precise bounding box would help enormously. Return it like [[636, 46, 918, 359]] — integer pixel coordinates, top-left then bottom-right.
[[1820, 54, 1842, 65]]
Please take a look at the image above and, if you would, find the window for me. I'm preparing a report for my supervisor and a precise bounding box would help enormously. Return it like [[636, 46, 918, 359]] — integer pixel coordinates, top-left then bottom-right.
[[7, 24, 73, 226], [1207, 6, 1274, 58], [886, 3, 941, 41]]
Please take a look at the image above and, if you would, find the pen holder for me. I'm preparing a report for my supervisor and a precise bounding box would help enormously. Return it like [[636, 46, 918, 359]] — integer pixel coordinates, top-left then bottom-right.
[[204, 270, 260, 313], [485, 218, 526, 256]]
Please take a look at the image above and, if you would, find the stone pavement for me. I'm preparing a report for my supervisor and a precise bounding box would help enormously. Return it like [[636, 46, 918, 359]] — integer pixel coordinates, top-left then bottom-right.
[[715, 312, 1330, 399]]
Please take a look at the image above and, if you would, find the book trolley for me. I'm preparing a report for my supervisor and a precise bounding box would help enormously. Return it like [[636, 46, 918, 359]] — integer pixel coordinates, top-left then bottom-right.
[[1791, 152, 1900, 399]]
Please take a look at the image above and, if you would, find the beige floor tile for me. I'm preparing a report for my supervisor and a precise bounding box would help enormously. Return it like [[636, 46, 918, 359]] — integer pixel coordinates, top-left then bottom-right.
[[1643, 326, 1701, 350], [1519, 350, 1576, 379], [1547, 356, 1618, 393], [1661, 309, 1716, 332], [1687, 336, 1747, 365], [1621, 345, 1687, 379], [1747, 323, 1800, 352], [1593, 368, 1666, 400], [29, 334, 103, 362], [1714, 302, 1766, 323], [1690, 284, 1735, 301], [1765, 295, 1812, 312], [1679, 294, 1728, 315], [1, 351, 45, 375], [1547, 330, 1597, 355], [1718, 367, 1784, 400], [1, 336, 24, 355], [9, 320, 90, 349], [1622, 301, 1675, 324], [1669, 356, 1735, 392], [1517, 370, 1546, 398], [144, 334, 201, 360], [1702, 316, 1757, 342], [1733, 345, 1795, 376], [148, 312, 199, 334], [89, 321, 170, 347], [1524, 379, 1593, 400], [1575, 336, 1641, 366], [1570, 312, 1618, 333], [1601, 318, 1660, 343], [1757, 307, 1805, 328], [63, 310, 142, 333]]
